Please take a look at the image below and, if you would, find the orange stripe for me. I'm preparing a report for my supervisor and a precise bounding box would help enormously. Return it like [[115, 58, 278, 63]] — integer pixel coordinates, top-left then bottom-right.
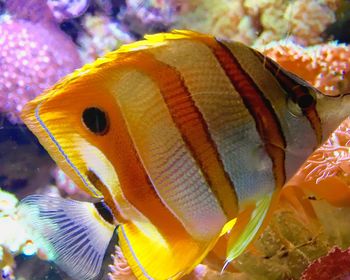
[[102, 83, 187, 239], [253, 50, 323, 145], [195, 36, 286, 189], [121, 52, 238, 219]]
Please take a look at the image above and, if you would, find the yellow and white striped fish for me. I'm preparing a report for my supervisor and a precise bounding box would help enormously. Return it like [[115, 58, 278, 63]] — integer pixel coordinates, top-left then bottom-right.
[[18, 30, 349, 280]]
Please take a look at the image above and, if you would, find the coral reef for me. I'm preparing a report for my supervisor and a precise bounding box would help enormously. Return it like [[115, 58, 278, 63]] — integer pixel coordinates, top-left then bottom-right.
[[52, 167, 90, 200], [78, 13, 133, 63], [108, 246, 137, 280], [261, 41, 350, 96], [118, 0, 176, 37], [47, 0, 90, 22], [301, 247, 350, 280], [300, 118, 350, 187], [284, 116, 350, 211], [173, 0, 340, 46], [0, 0, 81, 123], [0, 190, 36, 280]]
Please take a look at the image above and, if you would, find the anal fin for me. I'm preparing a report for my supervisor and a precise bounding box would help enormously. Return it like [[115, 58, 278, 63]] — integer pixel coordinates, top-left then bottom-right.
[[18, 195, 115, 280], [118, 222, 217, 280]]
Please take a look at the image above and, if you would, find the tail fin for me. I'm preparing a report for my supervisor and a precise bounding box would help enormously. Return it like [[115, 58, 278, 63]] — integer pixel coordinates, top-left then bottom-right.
[[18, 195, 115, 279]]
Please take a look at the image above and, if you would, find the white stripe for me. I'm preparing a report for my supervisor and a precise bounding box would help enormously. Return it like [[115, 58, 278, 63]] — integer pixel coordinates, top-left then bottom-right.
[[110, 69, 227, 241], [224, 42, 316, 180], [150, 39, 275, 205]]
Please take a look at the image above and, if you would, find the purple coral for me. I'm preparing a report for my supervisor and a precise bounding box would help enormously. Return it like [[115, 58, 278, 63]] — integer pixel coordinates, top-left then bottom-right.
[[0, 0, 81, 123], [47, 0, 90, 22]]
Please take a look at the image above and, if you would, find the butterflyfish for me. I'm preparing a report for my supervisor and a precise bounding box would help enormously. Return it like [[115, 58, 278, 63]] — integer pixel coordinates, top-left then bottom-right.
[[18, 30, 350, 280]]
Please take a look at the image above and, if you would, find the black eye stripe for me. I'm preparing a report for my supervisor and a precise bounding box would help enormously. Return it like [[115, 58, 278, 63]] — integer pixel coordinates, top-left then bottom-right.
[[82, 107, 109, 135]]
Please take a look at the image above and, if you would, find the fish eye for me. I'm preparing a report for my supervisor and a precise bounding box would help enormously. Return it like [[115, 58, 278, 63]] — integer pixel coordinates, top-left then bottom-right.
[[297, 95, 314, 109], [82, 107, 109, 135]]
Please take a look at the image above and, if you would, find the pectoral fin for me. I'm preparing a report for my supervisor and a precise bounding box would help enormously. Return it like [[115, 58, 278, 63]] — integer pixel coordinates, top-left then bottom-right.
[[118, 221, 217, 280], [18, 195, 115, 280]]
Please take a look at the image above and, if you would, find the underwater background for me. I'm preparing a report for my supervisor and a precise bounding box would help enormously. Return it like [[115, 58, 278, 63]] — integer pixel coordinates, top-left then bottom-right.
[[1, 0, 350, 279]]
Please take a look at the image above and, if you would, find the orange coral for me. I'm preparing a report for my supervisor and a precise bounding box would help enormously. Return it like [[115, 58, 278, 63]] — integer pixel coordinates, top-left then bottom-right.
[[262, 42, 350, 96], [285, 117, 350, 209]]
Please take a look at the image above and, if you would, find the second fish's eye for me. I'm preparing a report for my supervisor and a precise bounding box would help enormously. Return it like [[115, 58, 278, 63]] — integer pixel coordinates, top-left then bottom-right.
[[82, 107, 109, 135]]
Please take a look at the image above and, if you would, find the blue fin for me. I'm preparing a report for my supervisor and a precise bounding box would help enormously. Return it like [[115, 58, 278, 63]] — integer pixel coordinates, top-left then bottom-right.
[[18, 195, 115, 279]]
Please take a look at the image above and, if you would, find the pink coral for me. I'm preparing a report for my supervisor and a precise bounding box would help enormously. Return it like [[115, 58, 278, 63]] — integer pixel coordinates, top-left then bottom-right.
[[108, 246, 137, 280], [47, 0, 90, 22], [0, 5, 81, 123]]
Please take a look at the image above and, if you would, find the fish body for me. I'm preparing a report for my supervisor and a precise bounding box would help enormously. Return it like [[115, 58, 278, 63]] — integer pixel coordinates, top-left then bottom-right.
[[18, 30, 349, 280]]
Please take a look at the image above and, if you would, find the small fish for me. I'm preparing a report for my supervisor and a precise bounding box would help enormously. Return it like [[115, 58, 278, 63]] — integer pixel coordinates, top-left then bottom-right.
[[18, 30, 349, 280]]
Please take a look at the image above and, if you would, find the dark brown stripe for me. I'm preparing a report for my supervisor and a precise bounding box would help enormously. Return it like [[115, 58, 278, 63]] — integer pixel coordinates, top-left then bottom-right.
[[126, 51, 239, 219], [253, 50, 323, 145], [201, 38, 287, 189], [86, 169, 125, 223]]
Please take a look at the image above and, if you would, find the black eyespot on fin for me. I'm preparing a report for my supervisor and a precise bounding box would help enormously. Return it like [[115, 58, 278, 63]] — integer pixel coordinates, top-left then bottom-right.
[[82, 107, 109, 135], [94, 201, 114, 224], [297, 94, 315, 109]]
